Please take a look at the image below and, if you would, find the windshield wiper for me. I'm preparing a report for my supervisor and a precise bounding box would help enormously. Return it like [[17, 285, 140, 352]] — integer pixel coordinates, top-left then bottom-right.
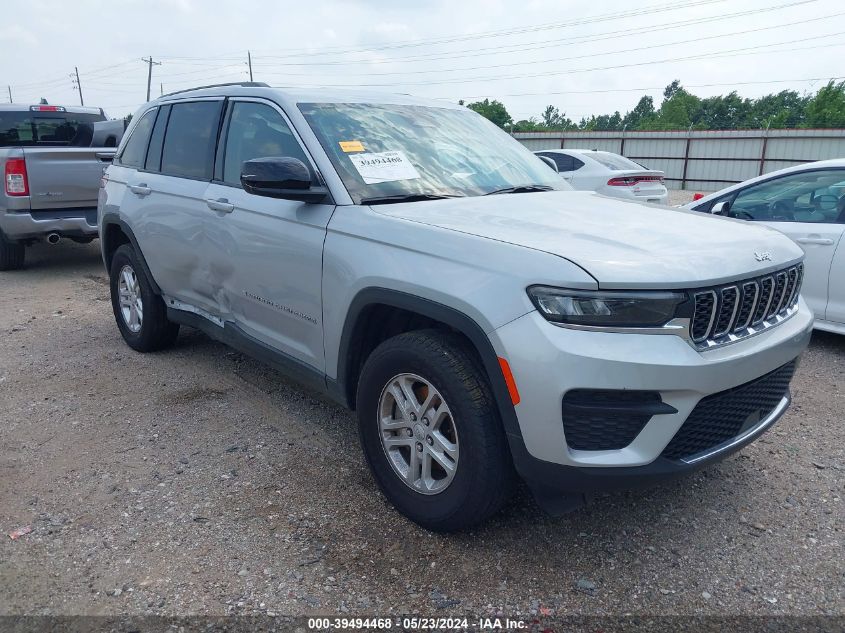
[[360, 193, 465, 205], [484, 185, 554, 195]]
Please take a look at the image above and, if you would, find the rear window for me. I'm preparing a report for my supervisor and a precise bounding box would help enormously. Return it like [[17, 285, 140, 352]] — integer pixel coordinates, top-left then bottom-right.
[[588, 152, 645, 171], [0, 110, 106, 147]]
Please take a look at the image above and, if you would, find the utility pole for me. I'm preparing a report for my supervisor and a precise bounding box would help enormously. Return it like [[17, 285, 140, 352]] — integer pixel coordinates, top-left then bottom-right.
[[247, 50, 253, 81], [141, 56, 161, 102], [72, 66, 84, 106], [7, 86, 11, 103]]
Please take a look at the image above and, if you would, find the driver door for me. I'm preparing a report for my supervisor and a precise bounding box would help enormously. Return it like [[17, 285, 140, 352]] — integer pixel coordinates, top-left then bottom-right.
[[729, 167, 845, 320]]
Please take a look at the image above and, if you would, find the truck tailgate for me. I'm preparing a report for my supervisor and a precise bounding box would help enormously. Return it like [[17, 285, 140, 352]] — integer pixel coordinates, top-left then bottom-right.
[[21, 147, 114, 210]]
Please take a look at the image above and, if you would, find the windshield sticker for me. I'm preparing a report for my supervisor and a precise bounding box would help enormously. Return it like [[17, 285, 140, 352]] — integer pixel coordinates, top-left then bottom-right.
[[339, 140, 365, 153], [348, 151, 421, 184]]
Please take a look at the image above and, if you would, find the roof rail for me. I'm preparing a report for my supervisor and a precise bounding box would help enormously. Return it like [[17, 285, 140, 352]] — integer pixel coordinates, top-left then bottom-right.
[[160, 81, 270, 98]]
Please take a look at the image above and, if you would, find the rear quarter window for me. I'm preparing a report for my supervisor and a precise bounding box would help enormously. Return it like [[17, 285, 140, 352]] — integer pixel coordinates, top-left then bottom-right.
[[117, 109, 157, 168]]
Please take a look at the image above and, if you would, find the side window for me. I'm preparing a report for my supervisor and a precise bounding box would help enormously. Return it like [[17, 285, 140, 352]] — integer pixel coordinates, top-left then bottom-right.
[[160, 101, 222, 180], [571, 156, 585, 171], [222, 101, 311, 186], [117, 109, 156, 168], [538, 152, 573, 172], [730, 169, 845, 223], [144, 105, 169, 172]]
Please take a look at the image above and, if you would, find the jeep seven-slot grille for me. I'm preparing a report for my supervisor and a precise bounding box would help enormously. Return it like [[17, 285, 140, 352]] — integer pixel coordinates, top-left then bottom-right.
[[690, 263, 803, 348]]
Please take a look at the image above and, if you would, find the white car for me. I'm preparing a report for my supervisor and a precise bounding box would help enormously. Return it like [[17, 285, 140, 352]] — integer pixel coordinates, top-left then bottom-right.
[[683, 159, 845, 335], [535, 148, 668, 204]]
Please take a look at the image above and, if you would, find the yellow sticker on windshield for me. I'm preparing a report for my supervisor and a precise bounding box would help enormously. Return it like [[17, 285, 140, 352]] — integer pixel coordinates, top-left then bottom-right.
[[339, 140, 365, 153]]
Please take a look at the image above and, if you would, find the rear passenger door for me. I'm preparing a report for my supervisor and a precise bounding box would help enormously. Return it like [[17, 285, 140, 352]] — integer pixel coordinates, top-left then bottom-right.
[[202, 99, 335, 371], [127, 99, 224, 316]]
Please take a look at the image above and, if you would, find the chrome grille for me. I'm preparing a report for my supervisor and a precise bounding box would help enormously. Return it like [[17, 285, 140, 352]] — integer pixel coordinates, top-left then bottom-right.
[[769, 271, 788, 319], [690, 263, 803, 350], [734, 282, 758, 333], [691, 291, 716, 342], [752, 276, 775, 325], [712, 286, 739, 338]]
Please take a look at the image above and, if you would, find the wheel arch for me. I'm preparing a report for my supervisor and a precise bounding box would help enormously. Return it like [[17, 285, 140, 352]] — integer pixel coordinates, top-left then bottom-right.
[[333, 288, 522, 442], [100, 214, 161, 295]]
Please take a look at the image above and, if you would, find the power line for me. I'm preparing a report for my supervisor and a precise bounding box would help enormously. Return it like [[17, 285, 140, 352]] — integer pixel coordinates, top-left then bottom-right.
[[248, 0, 729, 59], [269, 33, 845, 88], [249, 11, 843, 79], [249, 0, 818, 67], [454, 77, 845, 100]]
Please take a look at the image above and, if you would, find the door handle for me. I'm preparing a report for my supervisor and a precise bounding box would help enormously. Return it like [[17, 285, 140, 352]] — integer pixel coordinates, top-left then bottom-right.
[[796, 237, 834, 245], [206, 198, 234, 213], [129, 184, 151, 197]]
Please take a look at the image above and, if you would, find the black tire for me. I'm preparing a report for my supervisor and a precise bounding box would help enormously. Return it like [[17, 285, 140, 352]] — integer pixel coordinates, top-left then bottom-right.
[[0, 232, 25, 271], [356, 329, 515, 532], [109, 244, 179, 352]]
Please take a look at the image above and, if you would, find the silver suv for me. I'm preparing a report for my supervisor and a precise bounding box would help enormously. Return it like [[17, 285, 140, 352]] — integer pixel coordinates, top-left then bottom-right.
[[99, 83, 812, 531]]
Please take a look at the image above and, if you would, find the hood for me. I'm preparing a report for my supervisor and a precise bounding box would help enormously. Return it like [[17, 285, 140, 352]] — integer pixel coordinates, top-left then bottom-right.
[[370, 191, 803, 289]]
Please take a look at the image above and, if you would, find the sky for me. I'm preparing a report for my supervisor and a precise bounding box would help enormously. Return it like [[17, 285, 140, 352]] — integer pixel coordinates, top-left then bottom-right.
[[1, 0, 843, 121]]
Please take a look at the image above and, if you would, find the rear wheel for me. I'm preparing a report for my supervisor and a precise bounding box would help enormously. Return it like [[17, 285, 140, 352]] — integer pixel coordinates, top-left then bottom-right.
[[0, 232, 25, 271], [109, 244, 179, 351], [356, 330, 515, 531]]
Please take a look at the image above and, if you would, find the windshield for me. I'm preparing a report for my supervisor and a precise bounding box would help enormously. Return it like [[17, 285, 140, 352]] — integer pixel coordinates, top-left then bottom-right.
[[0, 111, 106, 147], [298, 102, 568, 203]]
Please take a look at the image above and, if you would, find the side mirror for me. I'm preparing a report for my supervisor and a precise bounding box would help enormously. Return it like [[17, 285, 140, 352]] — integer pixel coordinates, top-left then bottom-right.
[[710, 200, 731, 216], [241, 157, 328, 203], [537, 155, 558, 172]]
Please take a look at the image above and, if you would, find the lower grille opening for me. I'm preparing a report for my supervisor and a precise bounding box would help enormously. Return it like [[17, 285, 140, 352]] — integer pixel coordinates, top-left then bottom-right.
[[563, 390, 676, 451], [661, 360, 797, 461]]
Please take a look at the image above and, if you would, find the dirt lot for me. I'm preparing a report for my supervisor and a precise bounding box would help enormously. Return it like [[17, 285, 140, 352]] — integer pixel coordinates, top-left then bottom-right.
[[0, 234, 843, 620]]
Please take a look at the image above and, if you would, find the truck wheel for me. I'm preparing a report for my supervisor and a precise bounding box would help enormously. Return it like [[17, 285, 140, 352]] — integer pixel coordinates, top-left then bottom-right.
[[356, 330, 515, 531], [0, 232, 25, 271], [109, 244, 179, 352]]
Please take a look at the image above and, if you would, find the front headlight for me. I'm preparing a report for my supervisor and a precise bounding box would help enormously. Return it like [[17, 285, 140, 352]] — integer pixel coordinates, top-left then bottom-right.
[[527, 286, 688, 328]]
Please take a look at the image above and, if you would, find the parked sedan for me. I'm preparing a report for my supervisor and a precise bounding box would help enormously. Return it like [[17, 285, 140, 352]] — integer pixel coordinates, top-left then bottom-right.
[[683, 159, 845, 335], [535, 149, 668, 204]]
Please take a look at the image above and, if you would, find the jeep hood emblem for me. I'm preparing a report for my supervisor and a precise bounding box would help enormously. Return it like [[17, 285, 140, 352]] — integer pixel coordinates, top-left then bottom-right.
[[754, 251, 772, 262]]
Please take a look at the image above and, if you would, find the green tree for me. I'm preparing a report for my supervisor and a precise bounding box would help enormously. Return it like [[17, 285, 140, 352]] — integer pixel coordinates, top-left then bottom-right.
[[745, 90, 808, 128], [803, 80, 845, 128], [622, 95, 655, 130], [652, 84, 701, 130], [464, 98, 513, 129]]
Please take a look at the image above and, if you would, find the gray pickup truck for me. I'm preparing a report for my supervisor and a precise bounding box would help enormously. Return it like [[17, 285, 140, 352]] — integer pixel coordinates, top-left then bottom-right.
[[1, 104, 123, 269]]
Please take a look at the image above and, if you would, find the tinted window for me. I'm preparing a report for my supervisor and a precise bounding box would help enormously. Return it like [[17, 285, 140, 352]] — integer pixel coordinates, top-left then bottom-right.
[[571, 156, 585, 171], [222, 102, 311, 186], [160, 101, 222, 179], [117, 109, 156, 168], [144, 105, 169, 172], [539, 152, 574, 172], [730, 169, 845, 223], [0, 110, 106, 147]]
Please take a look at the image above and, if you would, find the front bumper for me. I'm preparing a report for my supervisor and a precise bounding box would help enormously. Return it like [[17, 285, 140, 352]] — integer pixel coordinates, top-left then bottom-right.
[[0, 208, 99, 240], [490, 298, 813, 506]]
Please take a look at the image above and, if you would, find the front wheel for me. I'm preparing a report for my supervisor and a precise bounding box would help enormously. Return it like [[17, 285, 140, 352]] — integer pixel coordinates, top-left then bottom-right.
[[109, 244, 179, 352], [356, 330, 515, 531]]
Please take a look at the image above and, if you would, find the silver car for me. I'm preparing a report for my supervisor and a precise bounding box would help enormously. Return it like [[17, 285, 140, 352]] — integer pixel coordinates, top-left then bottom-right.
[[99, 83, 811, 531]]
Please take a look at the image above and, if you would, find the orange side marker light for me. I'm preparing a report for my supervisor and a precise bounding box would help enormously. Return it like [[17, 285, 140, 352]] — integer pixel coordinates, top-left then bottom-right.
[[498, 357, 521, 406]]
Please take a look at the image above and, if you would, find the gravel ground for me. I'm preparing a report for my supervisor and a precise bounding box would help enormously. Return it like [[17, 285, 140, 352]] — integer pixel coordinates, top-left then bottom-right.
[[0, 217, 843, 620]]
